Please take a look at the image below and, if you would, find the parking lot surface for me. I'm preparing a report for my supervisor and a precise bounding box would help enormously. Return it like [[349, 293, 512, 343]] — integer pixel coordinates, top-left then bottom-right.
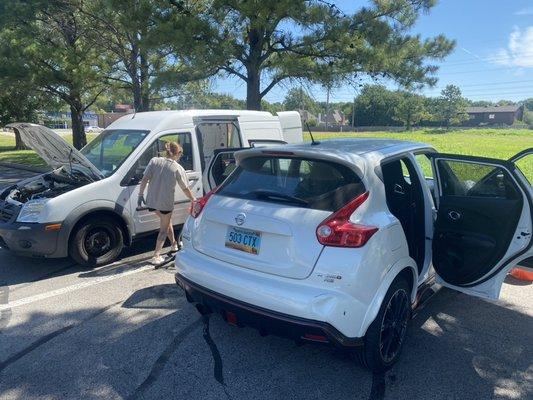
[[0, 167, 532, 400]]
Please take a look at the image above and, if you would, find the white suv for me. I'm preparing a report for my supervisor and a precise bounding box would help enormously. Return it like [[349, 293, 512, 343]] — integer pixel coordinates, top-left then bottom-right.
[[175, 139, 532, 371]]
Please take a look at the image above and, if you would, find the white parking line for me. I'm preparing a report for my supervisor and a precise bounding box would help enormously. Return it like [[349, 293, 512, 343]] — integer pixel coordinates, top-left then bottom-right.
[[0, 265, 154, 311]]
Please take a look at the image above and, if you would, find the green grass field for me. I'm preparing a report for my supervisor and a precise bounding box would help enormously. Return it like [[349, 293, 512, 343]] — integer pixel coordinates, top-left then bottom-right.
[[0, 134, 96, 167], [0, 128, 531, 180], [305, 129, 532, 182]]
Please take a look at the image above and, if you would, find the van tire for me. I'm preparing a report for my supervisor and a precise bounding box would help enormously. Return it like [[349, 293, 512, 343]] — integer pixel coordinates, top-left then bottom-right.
[[69, 217, 124, 267], [359, 276, 411, 372]]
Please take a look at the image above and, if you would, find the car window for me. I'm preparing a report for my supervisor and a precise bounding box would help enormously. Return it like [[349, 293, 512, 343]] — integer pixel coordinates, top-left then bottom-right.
[[125, 132, 193, 185], [513, 154, 532, 185], [217, 156, 365, 212], [437, 159, 520, 199], [414, 153, 434, 179], [81, 129, 149, 177]]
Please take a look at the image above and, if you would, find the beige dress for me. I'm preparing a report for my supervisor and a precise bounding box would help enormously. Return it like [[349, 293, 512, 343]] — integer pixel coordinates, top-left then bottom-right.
[[143, 157, 188, 212]]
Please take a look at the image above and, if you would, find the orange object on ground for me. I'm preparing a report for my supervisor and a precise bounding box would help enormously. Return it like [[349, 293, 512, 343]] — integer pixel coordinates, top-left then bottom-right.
[[510, 267, 533, 281]]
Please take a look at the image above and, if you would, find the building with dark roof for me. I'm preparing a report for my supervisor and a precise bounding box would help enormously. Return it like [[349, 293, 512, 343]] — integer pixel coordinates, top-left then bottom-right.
[[465, 105, 524, 126]]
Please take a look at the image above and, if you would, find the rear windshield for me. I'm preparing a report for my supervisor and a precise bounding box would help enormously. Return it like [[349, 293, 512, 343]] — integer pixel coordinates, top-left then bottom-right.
[[217, 156, 365, 211]]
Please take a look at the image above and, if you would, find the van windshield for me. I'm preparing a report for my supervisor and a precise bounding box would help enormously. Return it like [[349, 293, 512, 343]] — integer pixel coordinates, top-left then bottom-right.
[[81, 129, 149, 177], [217, 156, 365, 211]]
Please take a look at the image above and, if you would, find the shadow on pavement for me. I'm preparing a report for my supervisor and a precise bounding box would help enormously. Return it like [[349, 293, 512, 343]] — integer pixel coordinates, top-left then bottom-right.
[[0, 284, 531, 400], [0, 231, 166, 287]]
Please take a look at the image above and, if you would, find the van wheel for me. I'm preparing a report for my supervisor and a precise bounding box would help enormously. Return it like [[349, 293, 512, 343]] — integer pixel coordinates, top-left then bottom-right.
[[359, 276, 411, 372], [69, 217, 124, 267]]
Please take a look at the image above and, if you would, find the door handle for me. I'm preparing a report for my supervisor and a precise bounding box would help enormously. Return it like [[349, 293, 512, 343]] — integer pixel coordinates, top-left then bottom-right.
[[448, 210, 462, 221], [394, 184, 405, 195]]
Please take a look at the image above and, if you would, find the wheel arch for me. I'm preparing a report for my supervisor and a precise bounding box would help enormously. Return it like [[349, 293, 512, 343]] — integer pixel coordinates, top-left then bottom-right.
[[56, 201, 134, 257], [357, 257, 418, 338]]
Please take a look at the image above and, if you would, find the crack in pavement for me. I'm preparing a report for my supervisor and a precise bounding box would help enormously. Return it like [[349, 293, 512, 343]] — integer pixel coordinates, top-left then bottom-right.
[[367, 372, 386, 400], [127, 318, 203, 400], [0, 300, 123, 373], [202, 314, 233, 399]]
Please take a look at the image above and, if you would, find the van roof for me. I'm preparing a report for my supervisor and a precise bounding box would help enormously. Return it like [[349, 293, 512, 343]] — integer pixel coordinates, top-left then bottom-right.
[[106, 109, 273, 132]]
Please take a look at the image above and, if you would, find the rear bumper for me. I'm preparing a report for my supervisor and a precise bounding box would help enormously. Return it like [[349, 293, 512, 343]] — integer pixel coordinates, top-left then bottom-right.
[[176, 273, 364, 348]]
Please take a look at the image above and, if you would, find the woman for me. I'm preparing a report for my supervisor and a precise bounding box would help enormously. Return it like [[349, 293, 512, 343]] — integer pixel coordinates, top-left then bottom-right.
[[138, 141, 195, 265]]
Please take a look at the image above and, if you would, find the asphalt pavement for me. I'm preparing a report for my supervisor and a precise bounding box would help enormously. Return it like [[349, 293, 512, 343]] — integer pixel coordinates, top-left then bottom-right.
[[0, 165, 531, 400]]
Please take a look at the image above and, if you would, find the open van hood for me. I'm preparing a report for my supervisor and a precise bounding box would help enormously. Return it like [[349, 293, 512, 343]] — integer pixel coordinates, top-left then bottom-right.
[[7, 123, 102, 177]]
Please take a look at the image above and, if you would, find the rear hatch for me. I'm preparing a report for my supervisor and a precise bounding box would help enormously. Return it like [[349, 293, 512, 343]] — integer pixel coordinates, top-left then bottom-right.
[[192, 153, 365, 279]]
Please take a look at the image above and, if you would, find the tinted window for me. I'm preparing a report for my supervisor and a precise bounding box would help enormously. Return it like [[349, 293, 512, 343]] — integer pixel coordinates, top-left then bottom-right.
[[438, 160, 520, 199], [218, 157, 365, 211]]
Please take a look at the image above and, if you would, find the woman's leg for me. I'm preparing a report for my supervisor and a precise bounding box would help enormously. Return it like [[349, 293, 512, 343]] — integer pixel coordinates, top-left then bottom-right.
[[154, 211, 172, 257], [167, 222, 177, 247]]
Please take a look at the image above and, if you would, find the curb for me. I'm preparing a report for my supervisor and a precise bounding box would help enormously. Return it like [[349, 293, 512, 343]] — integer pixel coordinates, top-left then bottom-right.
[[0, 162, 49, 174]]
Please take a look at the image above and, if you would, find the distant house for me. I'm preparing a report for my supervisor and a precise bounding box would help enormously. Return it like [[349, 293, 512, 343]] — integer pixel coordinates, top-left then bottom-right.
[[465, 105, 524, 126], [319, 109, 346, 126], [296, 109, 317, 123], [115, 104, 135, 113]]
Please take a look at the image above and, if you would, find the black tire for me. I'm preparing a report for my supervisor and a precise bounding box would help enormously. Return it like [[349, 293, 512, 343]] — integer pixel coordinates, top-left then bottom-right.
[[69, 217, 124, 267], [359, 276, 411, 372]]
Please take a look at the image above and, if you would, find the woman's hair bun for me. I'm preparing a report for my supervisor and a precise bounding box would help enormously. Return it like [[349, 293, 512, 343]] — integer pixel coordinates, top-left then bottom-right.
[[165, 141, 183, 158]]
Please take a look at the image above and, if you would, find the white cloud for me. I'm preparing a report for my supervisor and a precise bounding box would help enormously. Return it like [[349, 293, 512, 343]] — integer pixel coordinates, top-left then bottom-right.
[[491, 27, 533, 68], [515, 7, 533, 16]]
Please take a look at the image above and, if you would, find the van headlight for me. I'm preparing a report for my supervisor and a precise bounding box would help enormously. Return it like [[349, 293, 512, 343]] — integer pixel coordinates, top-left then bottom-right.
[[17, 199, 49, 223]]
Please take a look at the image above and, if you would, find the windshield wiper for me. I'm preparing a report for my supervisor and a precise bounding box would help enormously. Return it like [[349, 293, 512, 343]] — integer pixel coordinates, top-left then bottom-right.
[[248, 189, 308, 206]]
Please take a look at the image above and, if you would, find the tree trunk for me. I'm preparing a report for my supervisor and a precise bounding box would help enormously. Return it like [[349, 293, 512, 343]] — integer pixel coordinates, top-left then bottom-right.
[[133, 80, 142, 112], [70, 103, 87, 149], [140, 52, 150, 111], [246, 69, 261, 110], [13, 128, 28, 150]]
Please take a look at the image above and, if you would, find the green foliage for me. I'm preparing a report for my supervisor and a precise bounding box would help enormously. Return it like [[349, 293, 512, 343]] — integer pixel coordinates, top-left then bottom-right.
[[283, 88, 319, 114], [174, 0, 454, 109], [394, 92, 428, 129], [351, 85, 401, 126], [0, 0, 114, 148], [522, 98, 533, 112], [437, 85, 468, 128]]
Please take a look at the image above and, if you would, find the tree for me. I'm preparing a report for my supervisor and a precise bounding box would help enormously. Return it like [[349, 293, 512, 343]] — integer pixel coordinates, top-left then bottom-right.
[[522, 98, 533, 111], [394, 92, 427, 129], [0, 82, 45, 150], [84, 0, 199, 112], [352, 85, 400, 126], [283, 88, 319, 114], [176, 0, 454, 110], [437, 85, 468, 128], [0, 0, 113, 148]]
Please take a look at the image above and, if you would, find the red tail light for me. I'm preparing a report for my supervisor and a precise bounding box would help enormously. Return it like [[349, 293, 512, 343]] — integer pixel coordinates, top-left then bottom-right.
[[190, 187, 218, 218], [316, 191, 378, 248]]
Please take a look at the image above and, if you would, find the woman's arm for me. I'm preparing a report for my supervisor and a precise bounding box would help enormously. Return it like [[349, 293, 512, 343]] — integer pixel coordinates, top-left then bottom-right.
[[138, 175, 149, 198], [181, 187, 196, 202]]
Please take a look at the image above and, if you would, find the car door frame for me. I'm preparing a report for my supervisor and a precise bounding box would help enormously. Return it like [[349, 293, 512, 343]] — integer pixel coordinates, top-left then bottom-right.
[[430, 153, 533, 299]]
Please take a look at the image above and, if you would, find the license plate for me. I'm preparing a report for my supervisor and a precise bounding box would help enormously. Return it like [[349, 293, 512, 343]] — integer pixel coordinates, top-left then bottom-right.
[[225, 226, 261, 255]]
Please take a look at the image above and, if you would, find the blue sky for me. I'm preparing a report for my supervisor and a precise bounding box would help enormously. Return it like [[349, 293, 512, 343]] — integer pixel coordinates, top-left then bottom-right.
[[212, 0, 533, 103]]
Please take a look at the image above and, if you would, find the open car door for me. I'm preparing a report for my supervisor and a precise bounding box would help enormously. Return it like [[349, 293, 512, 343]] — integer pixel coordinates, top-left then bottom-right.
[[431, 153, 532, 299], [203, 149, 240, 191]]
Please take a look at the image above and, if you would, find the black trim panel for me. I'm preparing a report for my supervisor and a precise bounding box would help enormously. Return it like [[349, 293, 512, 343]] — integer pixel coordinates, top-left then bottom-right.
[[175, 274, 364, 348]]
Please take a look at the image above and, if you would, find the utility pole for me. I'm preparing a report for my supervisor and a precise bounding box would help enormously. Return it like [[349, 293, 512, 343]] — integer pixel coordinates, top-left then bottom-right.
[[325, 86, 330, 132], [351, 96, 356, 131]]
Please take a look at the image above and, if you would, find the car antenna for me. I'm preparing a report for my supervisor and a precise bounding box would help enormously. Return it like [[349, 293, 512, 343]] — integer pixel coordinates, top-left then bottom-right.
[[305, 122, 320, 146], [131, 108, 136, 119]]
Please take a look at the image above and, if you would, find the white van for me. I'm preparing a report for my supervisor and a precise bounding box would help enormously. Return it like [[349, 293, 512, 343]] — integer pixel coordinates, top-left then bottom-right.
[[0, 110, 302, 266]]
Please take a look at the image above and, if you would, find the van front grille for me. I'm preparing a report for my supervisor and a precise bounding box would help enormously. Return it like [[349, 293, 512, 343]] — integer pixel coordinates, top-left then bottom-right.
[[0, 200, 20, 223]]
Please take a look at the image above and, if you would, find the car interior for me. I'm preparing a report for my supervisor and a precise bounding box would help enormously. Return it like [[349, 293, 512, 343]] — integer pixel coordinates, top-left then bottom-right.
[[381, 158, 426, 272], [431, 159, 524, 286]]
